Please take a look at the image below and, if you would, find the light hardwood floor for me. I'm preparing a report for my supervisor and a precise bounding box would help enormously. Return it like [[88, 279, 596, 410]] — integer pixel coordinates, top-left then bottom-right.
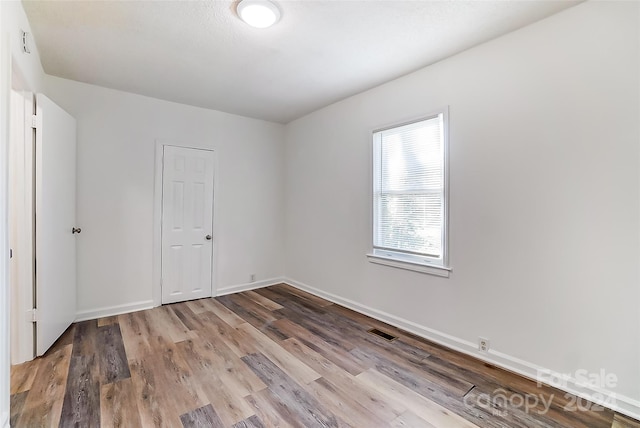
[[10, 284, 639, 427]]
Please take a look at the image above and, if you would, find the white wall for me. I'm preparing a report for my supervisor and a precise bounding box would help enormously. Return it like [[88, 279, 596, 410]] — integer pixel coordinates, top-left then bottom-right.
[[1, 1, 45, 93], [284, 0, 640, 417], [45, 76, 286, 318]]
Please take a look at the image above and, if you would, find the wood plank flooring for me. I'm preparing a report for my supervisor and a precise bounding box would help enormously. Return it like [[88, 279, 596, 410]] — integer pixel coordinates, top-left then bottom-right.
[[10, 284, 636, 428]]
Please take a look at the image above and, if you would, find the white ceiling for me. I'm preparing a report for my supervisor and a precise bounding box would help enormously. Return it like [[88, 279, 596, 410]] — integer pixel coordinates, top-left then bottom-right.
[[23, 0, 579, 123]]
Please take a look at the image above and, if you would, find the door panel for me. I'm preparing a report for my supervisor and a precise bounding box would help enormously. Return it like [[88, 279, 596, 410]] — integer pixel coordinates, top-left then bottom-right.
[[35, 94, 77, 356], [161, 146, 214, 304]]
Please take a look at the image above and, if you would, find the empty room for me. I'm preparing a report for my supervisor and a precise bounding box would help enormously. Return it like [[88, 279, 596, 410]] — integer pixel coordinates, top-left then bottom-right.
[[0, 0, 639, 427]]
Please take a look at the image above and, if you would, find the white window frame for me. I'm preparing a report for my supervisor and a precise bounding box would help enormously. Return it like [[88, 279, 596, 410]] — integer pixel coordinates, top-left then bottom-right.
[[367, 108, 451, 277]]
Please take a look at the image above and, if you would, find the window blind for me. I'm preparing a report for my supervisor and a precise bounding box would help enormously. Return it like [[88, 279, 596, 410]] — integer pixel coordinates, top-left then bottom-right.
[[373, 114, 445, 259]]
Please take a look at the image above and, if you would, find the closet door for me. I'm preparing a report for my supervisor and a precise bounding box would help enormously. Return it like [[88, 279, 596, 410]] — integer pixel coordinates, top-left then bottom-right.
[[35, 93, 77, 356], [161, 145, 214, 304]]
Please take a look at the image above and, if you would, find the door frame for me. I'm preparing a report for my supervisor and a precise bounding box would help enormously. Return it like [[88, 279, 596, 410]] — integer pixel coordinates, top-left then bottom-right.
[[8, 85, 35, 364], [152, 140, 218, 307], [1, 28, 12, 428], [7, 53, 36, 365]]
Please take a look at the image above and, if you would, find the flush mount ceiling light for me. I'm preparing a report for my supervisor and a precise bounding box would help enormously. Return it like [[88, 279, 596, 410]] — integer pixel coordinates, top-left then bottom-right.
[[237, 0, 281, 29]]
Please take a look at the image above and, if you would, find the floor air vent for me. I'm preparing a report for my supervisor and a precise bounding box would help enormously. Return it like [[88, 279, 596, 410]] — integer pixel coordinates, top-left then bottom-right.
[[367, 328, 398, 342]]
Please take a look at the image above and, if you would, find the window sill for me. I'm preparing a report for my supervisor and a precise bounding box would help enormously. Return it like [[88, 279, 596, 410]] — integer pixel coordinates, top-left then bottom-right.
[[366, 254, 451, 277]]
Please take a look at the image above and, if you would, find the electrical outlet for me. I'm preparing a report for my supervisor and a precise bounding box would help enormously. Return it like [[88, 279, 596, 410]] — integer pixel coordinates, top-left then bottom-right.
[[250, 274, 256, 283], [478, 337, 490, 353]]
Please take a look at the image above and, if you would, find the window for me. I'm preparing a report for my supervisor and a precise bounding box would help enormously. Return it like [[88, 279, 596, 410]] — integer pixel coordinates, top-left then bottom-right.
[[369, 110, 450, 276]]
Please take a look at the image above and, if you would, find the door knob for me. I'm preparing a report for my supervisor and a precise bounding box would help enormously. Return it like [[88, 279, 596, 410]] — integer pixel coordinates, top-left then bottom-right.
[[72, 227, 81, 234], [205, 235, 212, 240]]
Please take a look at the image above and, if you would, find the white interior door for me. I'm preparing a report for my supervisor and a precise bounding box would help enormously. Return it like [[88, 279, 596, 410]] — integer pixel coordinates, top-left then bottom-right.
[[161, 145, 214, 304], [35, 94, 77, 356]]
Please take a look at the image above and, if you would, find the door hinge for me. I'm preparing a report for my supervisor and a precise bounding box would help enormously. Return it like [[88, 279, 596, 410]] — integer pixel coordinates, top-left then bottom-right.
[[28, 308, 38, 323], [31, 114, 38, 129]]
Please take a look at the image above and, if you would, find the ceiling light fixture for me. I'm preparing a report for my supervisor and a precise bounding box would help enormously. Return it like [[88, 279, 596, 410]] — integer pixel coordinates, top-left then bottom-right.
[[237, 0, 281, 29]]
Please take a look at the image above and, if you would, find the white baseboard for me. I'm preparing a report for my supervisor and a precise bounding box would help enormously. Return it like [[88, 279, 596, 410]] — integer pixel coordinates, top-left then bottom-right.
[[75, 300, 155, 322], [283, 277, 640, 421], [216, 277, 286, 297], [73, 277, 286, 322]]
